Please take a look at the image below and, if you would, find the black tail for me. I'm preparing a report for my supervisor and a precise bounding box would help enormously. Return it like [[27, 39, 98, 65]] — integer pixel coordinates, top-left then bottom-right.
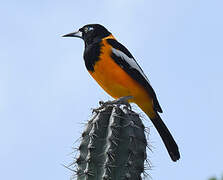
[[150, 113, 180, 161]]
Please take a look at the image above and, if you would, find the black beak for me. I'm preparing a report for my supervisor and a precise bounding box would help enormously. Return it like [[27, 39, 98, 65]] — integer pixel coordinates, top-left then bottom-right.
[[62, 30, 83, 39]]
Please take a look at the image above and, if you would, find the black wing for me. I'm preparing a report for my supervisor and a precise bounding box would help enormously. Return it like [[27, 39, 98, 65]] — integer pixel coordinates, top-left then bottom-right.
[[107, 38, 163, 113]]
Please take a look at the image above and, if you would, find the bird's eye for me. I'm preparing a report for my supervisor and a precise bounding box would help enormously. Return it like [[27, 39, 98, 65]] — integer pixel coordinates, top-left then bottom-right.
[[89, 27, 94, 31], [84, 26, 94, 33]]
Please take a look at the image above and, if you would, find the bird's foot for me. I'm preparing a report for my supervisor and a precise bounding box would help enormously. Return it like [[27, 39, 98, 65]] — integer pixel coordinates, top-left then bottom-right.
[[108, 96, 133, 108], [92, 96, 133, 113]]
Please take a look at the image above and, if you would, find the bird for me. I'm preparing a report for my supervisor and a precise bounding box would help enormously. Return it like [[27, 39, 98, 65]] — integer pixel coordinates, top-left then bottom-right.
[[62, 24, 180, 161]]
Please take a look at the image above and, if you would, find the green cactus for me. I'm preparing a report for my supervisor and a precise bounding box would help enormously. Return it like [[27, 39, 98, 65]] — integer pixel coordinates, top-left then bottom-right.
[[209, 175, 223, 180], [73, 103, 148, 180]]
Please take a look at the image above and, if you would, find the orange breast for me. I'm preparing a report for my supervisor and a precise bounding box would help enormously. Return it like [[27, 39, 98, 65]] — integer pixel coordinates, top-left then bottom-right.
[[89, 37, 148, 101], [89, 36, 156, 118]]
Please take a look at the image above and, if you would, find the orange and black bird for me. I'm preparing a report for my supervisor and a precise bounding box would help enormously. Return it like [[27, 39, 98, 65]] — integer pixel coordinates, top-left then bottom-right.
[[63, 24, 180, 161]]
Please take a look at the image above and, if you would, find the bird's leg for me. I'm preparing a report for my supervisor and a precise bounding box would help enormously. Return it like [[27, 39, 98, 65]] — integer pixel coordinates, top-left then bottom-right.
[[110, 96, 133, 108], [93, 96, 133, 113]]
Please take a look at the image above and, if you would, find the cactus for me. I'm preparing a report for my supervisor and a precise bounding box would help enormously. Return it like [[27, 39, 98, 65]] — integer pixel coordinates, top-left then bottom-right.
[[73, 103, 148, 180]]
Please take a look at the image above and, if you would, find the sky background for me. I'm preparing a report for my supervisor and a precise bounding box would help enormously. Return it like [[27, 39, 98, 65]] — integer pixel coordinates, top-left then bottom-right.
[[0, 0, 223, 179]]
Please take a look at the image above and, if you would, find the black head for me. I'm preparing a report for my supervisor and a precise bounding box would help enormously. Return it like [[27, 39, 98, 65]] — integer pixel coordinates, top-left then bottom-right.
[[62, 24, 111, 45]]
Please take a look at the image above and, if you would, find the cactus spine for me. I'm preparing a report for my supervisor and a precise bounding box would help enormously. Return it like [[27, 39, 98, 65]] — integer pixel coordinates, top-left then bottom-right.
[[75, 104, 148, 180]]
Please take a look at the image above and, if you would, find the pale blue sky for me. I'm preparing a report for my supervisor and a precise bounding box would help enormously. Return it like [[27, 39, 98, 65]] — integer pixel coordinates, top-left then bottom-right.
[[0, 0, 223, 179]]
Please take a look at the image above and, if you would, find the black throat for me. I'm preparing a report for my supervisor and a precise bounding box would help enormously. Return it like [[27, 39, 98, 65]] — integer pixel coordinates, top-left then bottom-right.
[[83, 38, 103, 72], [82, 24, 111, 72]]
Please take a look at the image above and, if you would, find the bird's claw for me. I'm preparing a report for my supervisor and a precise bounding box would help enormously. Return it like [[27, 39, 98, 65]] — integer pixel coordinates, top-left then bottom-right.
[[92, 96, 133, 113]]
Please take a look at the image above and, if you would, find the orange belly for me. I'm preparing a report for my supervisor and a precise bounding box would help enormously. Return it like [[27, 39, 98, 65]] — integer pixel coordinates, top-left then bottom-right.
[[89, 43, 144, 99], [89, 38, 156, 118]]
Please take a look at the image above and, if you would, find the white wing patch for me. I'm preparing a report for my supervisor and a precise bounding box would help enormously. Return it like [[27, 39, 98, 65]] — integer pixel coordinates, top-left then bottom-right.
[[111, 48, 150, 83]]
